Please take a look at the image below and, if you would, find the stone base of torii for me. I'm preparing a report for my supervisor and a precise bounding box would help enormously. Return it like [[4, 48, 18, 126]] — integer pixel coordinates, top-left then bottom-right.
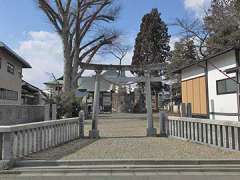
[[79, 63, 164, 138]]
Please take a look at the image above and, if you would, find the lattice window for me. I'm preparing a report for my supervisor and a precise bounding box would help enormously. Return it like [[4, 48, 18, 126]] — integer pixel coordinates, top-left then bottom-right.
[[0, 88, 18, 100]]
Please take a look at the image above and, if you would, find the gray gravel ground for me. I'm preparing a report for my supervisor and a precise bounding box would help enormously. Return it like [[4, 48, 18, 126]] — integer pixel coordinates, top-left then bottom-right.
[[26, 113, 240, 160]]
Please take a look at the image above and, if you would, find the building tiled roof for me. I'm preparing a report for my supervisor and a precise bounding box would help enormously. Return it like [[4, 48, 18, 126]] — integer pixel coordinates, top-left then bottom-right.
[[22, 80, 41, 93], [0, 42, 31, 68], [44, 79, 64, 86], [44, 70, 119, 92], [78, 70, 118, 92]]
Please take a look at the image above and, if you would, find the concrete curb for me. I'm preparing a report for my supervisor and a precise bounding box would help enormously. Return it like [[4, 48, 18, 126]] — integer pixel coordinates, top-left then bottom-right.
[[14, 159, 240, 167]]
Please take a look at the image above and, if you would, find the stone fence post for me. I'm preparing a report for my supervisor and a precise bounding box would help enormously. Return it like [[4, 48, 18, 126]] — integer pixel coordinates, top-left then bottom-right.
[[159, 112, 168, 137], [0, 132, 15, 160], [0, 133, 2, 160], [79, 110, 85, 138], [2, 132, 14, 160], [44, 104, 50, 121], [180, 103, 186, 117], [187, 103, 192, 117], [51, 104, 57, 120]]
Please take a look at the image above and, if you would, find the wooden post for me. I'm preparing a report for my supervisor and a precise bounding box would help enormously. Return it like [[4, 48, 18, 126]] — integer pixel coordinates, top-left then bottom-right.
[[89, 70, 101, 138]]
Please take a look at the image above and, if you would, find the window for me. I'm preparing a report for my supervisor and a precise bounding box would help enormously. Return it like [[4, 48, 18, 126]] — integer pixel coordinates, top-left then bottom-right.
[[0, 88, 5, 99], [7, 62, 15, 74], [216, 77, 237, 95], [7, 90, 18, 100], [0, 88, 18, 100]]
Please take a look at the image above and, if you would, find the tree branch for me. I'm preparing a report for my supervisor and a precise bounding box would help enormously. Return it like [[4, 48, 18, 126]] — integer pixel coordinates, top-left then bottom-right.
[[79, 35, 104, 51], [79, 34, 116, 62], [55, 0, 65, 16], [38, 0, 63, 33], [79, 0, 111, 42], [73, 46, 101, 83]]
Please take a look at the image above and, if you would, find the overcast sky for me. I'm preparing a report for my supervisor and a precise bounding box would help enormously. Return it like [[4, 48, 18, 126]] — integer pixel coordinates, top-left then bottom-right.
[[0, 0, 211, 89]]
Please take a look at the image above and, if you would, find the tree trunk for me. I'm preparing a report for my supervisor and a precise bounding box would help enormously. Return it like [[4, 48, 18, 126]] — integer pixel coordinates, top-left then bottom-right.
[[62, 36, 73, 118], [63, 56, 72, 93], [71, 51, 80, 89]]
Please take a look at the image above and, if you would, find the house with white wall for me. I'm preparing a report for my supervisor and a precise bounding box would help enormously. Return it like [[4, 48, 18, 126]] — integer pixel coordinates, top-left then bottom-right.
[[0, 42, 31, 105], [174, 47, 240, 121]]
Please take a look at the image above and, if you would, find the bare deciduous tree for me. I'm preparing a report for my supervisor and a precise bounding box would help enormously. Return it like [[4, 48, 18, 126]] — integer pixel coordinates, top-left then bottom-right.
[[110, 45, 130, 65], [174, 18, 209, 58], [38, 0, 120, 117], [109, 45, 130, 76], [38, 0, 120, 94], [175, 0, 240, 57]]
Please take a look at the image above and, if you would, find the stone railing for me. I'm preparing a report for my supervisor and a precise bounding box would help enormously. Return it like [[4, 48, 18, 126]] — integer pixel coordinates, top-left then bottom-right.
[[167, 116, 240, 151], [0, 112, 85, 160]]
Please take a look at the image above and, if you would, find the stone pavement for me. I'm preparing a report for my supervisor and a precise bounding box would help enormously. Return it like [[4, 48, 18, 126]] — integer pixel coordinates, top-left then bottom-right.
[[25, 113, 240, 160]]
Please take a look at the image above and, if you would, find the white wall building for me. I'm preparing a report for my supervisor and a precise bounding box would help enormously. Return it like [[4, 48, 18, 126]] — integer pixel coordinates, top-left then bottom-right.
[[175, 48, 240, 121]]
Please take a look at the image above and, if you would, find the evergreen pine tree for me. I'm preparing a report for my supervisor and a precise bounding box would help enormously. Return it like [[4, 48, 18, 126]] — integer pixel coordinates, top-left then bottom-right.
[[131, 9, 170, 112], [132, 8, 170, 75], [204, 0, 240, 52], [167, 38, 198, 80]]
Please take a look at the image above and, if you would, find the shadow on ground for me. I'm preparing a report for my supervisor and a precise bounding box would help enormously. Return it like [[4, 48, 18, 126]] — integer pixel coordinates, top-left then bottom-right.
[[22, 138, 98, 160]]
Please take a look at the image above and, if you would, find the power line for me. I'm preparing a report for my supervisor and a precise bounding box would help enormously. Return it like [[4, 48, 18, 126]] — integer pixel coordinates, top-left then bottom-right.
[[207, 61, 240, 84]]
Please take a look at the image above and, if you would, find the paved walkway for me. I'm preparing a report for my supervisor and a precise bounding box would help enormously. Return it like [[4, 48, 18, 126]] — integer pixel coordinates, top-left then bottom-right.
[[25, 113, 240, 160]]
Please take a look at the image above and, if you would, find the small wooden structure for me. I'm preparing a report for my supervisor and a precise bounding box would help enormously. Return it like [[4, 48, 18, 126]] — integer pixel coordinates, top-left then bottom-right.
[[174, 48, 240, 121]]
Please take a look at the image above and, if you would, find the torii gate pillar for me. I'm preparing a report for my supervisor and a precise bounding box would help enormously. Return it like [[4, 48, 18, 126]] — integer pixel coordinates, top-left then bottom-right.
[[145, 70, 157, 137], [89, 70, 102, 138]]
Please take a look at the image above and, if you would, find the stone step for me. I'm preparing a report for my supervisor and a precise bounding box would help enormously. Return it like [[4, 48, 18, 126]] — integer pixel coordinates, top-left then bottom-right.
[[3, 171, 240, 180], [10, 166, 240, 171], [4, 167, 240, 174], [13, 164, 240, 169], [13, 159, 240, 167], [4, 160, 240, 173], [2, 160, 240, 179]]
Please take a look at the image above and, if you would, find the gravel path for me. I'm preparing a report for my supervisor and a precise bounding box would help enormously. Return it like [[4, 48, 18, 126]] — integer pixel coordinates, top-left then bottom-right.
[[26, 113, 240, 160]]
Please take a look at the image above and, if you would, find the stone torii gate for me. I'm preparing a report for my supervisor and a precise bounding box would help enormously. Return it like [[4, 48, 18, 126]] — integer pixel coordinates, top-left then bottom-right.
[[79, 63, 165, 138]]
